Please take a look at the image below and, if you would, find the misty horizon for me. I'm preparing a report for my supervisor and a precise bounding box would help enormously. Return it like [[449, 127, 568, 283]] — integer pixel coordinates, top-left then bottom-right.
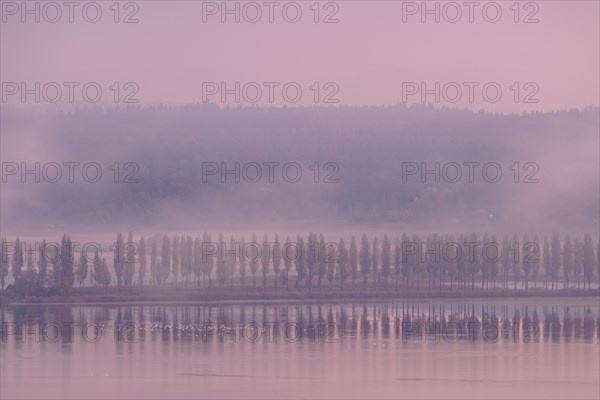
[[1, 1, 599, 399], [2, 103, 598, 239]]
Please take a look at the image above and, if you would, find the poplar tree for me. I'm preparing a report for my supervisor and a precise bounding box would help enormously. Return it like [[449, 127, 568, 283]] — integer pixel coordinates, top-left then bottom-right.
[[573, 237, 583, 288], [480, 233, 490, 289], [371, 236, 380, 289], [138, 236, 147, 286], [338, 239, 349, 289], [12, 237, 23, 283], [59, 235, 75, 294], [521, 233, 532, 289], [306, 232, 317, 289], [489, 235, 500, 289], [150, 238, 158, 286], [226, 236, 237, 288], [183, 236, 193, 286], [394, 238, 402, 290], [360, 233, 370, 289], [597, 240, 600, 286], [400, 233, 412, 288], [381, 234, 391, 289], [0, 238, 8, 291], [425, 234, 438, 289], [114, 233, 125, 286], [326, 240, 336, 289], [249, 234, 259, 288], [563, 234, 573, 288], [412, 234, 424, 289], [446, 234, 458, 289], [511, 234, 521, 290], [295, 235, 306, 288], [551, 233, 561, 289], [583, 234, 596, 288], [261, 234, 271, 288], [161, 235, 171, 286], [100, 258, 111, 286], [78, 249, 88, 286], [531, 235, 541, 288], [216, 233, 226, 287], [466, 232, 480, 289], [124, 232, 135, 286], [282, 236, 292, 288], [317, 234, 327, 289], [38, 240, 48, 288], [93, 250, 103, 286], [543, 237, 551, 288], [501, 236, 511, 289], [349, 236, 358, 289], [202, 232, 214, 287], [272, 235, 282, 288], [193, 235, 202, 287], [172, 235, 180, 287], [239, 236, 247, 288]]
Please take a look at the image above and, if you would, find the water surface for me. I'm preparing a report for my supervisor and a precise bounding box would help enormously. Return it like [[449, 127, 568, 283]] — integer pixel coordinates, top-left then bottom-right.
[[1, 298, 599, 399]]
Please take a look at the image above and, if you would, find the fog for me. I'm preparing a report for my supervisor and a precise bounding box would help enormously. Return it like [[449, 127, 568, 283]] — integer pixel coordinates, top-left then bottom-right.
[[1, 104, 598, 242]]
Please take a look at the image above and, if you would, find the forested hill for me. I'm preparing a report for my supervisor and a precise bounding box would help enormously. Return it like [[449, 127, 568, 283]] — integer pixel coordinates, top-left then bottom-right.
[[1, 105, 598, 237]]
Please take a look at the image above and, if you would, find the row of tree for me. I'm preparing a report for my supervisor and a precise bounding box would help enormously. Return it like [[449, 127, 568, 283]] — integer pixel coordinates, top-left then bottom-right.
[[1, 232, 599, 296]]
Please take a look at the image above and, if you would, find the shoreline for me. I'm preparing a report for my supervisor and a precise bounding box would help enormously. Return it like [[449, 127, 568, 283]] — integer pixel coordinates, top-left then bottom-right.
[[2, 287, 599, 307]]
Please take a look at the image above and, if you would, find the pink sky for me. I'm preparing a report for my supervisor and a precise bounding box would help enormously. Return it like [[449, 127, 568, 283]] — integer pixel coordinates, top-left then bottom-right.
[[1, 1, 599, 112]]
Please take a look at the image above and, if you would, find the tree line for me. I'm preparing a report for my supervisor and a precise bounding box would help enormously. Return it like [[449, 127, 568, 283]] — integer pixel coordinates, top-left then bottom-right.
[[1, 232, 599, 296]]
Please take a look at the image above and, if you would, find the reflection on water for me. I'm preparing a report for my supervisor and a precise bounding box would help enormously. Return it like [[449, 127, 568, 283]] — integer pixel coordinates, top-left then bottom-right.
[[2, 302, 599, 344], [1, 300, 599, 399]]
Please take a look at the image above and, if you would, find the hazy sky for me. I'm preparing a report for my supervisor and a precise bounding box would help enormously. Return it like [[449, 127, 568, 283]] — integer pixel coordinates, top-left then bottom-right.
[[1, 1, 598, 241], [1, 0, 599, 112]]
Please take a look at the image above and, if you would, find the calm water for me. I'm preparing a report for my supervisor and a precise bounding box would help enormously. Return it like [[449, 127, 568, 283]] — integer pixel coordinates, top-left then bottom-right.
[[1, 298, 599, 399]]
